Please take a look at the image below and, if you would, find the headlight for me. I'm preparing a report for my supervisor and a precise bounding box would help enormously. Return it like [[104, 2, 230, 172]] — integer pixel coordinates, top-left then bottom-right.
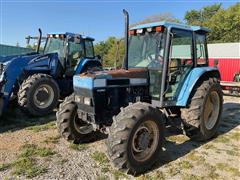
[[75, 96, 81, 103], [84, 97, 91, 106]]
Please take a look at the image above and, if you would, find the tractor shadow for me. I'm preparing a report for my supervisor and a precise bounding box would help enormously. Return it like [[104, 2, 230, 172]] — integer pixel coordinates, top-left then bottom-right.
[[150, 101, 240, 173], [0, 105, 56, 134]]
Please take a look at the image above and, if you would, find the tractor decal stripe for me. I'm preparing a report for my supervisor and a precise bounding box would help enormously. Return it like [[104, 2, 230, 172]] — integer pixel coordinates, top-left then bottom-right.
[[129, 78, 147, 85], [94, 79, 106, 88]]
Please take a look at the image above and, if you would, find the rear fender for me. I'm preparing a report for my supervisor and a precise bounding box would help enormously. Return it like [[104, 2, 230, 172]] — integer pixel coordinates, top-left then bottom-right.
[[176, 67, 220, 106], [75, 58, 102, 74]]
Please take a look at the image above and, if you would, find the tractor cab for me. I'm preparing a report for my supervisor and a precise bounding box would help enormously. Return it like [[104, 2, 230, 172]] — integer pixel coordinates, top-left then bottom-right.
[[128, 22, 210, 107], [44, 32, 95, 73]]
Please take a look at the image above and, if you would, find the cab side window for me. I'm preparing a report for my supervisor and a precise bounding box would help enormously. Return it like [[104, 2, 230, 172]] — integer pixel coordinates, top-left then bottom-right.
[[196, 34, 207, 65], [85, 40, 94, 58], [166, 29, 193, 100]]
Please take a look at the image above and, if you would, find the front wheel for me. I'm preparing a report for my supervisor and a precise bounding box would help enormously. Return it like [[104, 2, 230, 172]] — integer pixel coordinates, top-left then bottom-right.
[[18, 74, 60, 116], [56, 94, 94, 143], [107, 102, 165, 175]]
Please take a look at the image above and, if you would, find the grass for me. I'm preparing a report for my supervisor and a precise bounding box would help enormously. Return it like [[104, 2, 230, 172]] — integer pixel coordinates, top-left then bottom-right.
[[26, 121, 56, 132], [69, 143, 88, 151], [213, 134, 230, 143], [203, 143, 217, 150], [112, 170, 128, 179], [204, 163, 219, 179], [91, 151, 109, 165], [186, 151, 204, 162], [226, 149, 239, 156], [0, 163, 11, 171], [43, 135, 61, 144], [216, 163, 240, 176], [182, 174, 204, 180], [166, 135, 189, 143], [11, 157, 47, 178], [178, 160, 193, 169], [20, 144, 56, 157], [1, 144, 55, 178]]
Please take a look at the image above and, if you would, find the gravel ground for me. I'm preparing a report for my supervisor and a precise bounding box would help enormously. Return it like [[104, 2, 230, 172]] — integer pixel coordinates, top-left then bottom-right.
[[0, 95, 239, 180]]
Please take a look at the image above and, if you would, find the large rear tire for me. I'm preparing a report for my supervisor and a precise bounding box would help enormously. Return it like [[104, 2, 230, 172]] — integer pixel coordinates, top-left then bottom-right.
[[181, 77, 223, 141], [107, 102, 165, 175], [56, 94, 94, 143], [18, 74, 60, 116]]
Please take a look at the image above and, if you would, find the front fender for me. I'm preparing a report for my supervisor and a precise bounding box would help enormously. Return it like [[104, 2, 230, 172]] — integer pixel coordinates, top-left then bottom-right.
[[176, 67, 220, 106]]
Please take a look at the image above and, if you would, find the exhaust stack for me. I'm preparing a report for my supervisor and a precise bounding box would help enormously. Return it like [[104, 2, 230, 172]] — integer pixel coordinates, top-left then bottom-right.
[[122, 9, 129, 70], [36, 28, 42, 53]]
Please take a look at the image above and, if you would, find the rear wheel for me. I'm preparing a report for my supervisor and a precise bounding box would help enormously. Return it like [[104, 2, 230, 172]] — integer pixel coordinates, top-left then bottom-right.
[[18, 74, 59, 116], [107, 102, 165, 175], [181, 77, 223, 141], [56, 94, 94, 143]]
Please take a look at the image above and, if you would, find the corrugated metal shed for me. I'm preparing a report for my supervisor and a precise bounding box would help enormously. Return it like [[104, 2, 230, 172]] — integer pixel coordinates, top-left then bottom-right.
[[0, 44, 34, 56], [208, 42, 240, 81], [208, 42, 240, 58]]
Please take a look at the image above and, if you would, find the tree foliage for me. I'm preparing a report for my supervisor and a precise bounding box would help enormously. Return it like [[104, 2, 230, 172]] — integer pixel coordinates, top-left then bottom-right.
[[94, 37, 125, 67], [185, 3, 239, 43], [130, 13, 179, 27]]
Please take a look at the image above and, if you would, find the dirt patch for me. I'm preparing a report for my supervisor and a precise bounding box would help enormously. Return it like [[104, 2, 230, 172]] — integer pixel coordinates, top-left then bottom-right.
[[0, 96, 239, 179]]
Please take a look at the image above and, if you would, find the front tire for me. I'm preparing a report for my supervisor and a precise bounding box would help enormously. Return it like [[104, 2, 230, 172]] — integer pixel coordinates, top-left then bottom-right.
[[18, 74, 60, 116], [107, 102, 165, 175], [181, 77, 223, 141], [56, 94, 94, 143]]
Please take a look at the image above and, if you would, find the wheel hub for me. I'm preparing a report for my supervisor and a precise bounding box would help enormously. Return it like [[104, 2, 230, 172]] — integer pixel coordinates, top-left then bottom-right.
[[36, 88, 49, 102], [204, 91, 220, 130], [133, 127, 151, 152], [73, 115, 93, 134], [33, 84, 54, 109], [131, 120, 159, 162]]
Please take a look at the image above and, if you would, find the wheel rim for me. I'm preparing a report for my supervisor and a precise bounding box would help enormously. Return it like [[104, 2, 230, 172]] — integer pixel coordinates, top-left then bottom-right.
[[131, 120, 159, 162], [203, 91, 220, 130], [33, 84, 54, 109], [73, 115, 93, 135]]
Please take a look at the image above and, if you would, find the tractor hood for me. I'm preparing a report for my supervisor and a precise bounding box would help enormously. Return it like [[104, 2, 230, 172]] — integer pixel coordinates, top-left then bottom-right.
[[73, 68, 148, 90], [0, 52, 38, 63]]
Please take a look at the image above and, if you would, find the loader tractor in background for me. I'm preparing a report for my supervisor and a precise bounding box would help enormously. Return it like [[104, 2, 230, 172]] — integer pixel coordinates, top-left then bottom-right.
[[0, 29, 102, 117], [57, 10, 223, 175]]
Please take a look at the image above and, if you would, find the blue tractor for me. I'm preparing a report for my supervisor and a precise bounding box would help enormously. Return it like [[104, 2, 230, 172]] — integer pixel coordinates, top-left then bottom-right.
[[56, 10, 223, 175], [0, 29, 102, 117]]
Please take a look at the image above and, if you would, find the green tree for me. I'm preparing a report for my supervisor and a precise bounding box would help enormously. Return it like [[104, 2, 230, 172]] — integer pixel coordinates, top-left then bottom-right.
[[131, 13, 179, 27], [184, 3, 239, 43], [184, 3, 222, 25], [207, 3, 240, 43]]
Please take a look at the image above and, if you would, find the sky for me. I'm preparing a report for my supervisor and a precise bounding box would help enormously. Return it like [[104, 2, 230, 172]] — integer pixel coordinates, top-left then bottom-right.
[[0, 0, 238, 46]]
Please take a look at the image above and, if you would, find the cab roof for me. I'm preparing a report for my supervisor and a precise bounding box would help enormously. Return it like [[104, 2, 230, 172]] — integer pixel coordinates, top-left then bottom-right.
[[130, 21, 210, 33], [47, 32, 94, 41]]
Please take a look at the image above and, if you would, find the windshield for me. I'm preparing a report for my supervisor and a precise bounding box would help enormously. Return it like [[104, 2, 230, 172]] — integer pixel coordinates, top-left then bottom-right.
[[128, 32, 165, 69], [44, 38, 65, 58]]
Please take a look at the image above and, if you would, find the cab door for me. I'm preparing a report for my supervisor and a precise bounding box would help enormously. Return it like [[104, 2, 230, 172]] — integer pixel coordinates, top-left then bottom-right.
[[164, 28, 194, 104]]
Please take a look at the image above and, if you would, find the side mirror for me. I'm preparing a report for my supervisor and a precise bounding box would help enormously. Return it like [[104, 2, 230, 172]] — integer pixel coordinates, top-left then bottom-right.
[[96, 55, 101, 60], [214, 59, 219, 67], [74, 35, 81, 44]]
